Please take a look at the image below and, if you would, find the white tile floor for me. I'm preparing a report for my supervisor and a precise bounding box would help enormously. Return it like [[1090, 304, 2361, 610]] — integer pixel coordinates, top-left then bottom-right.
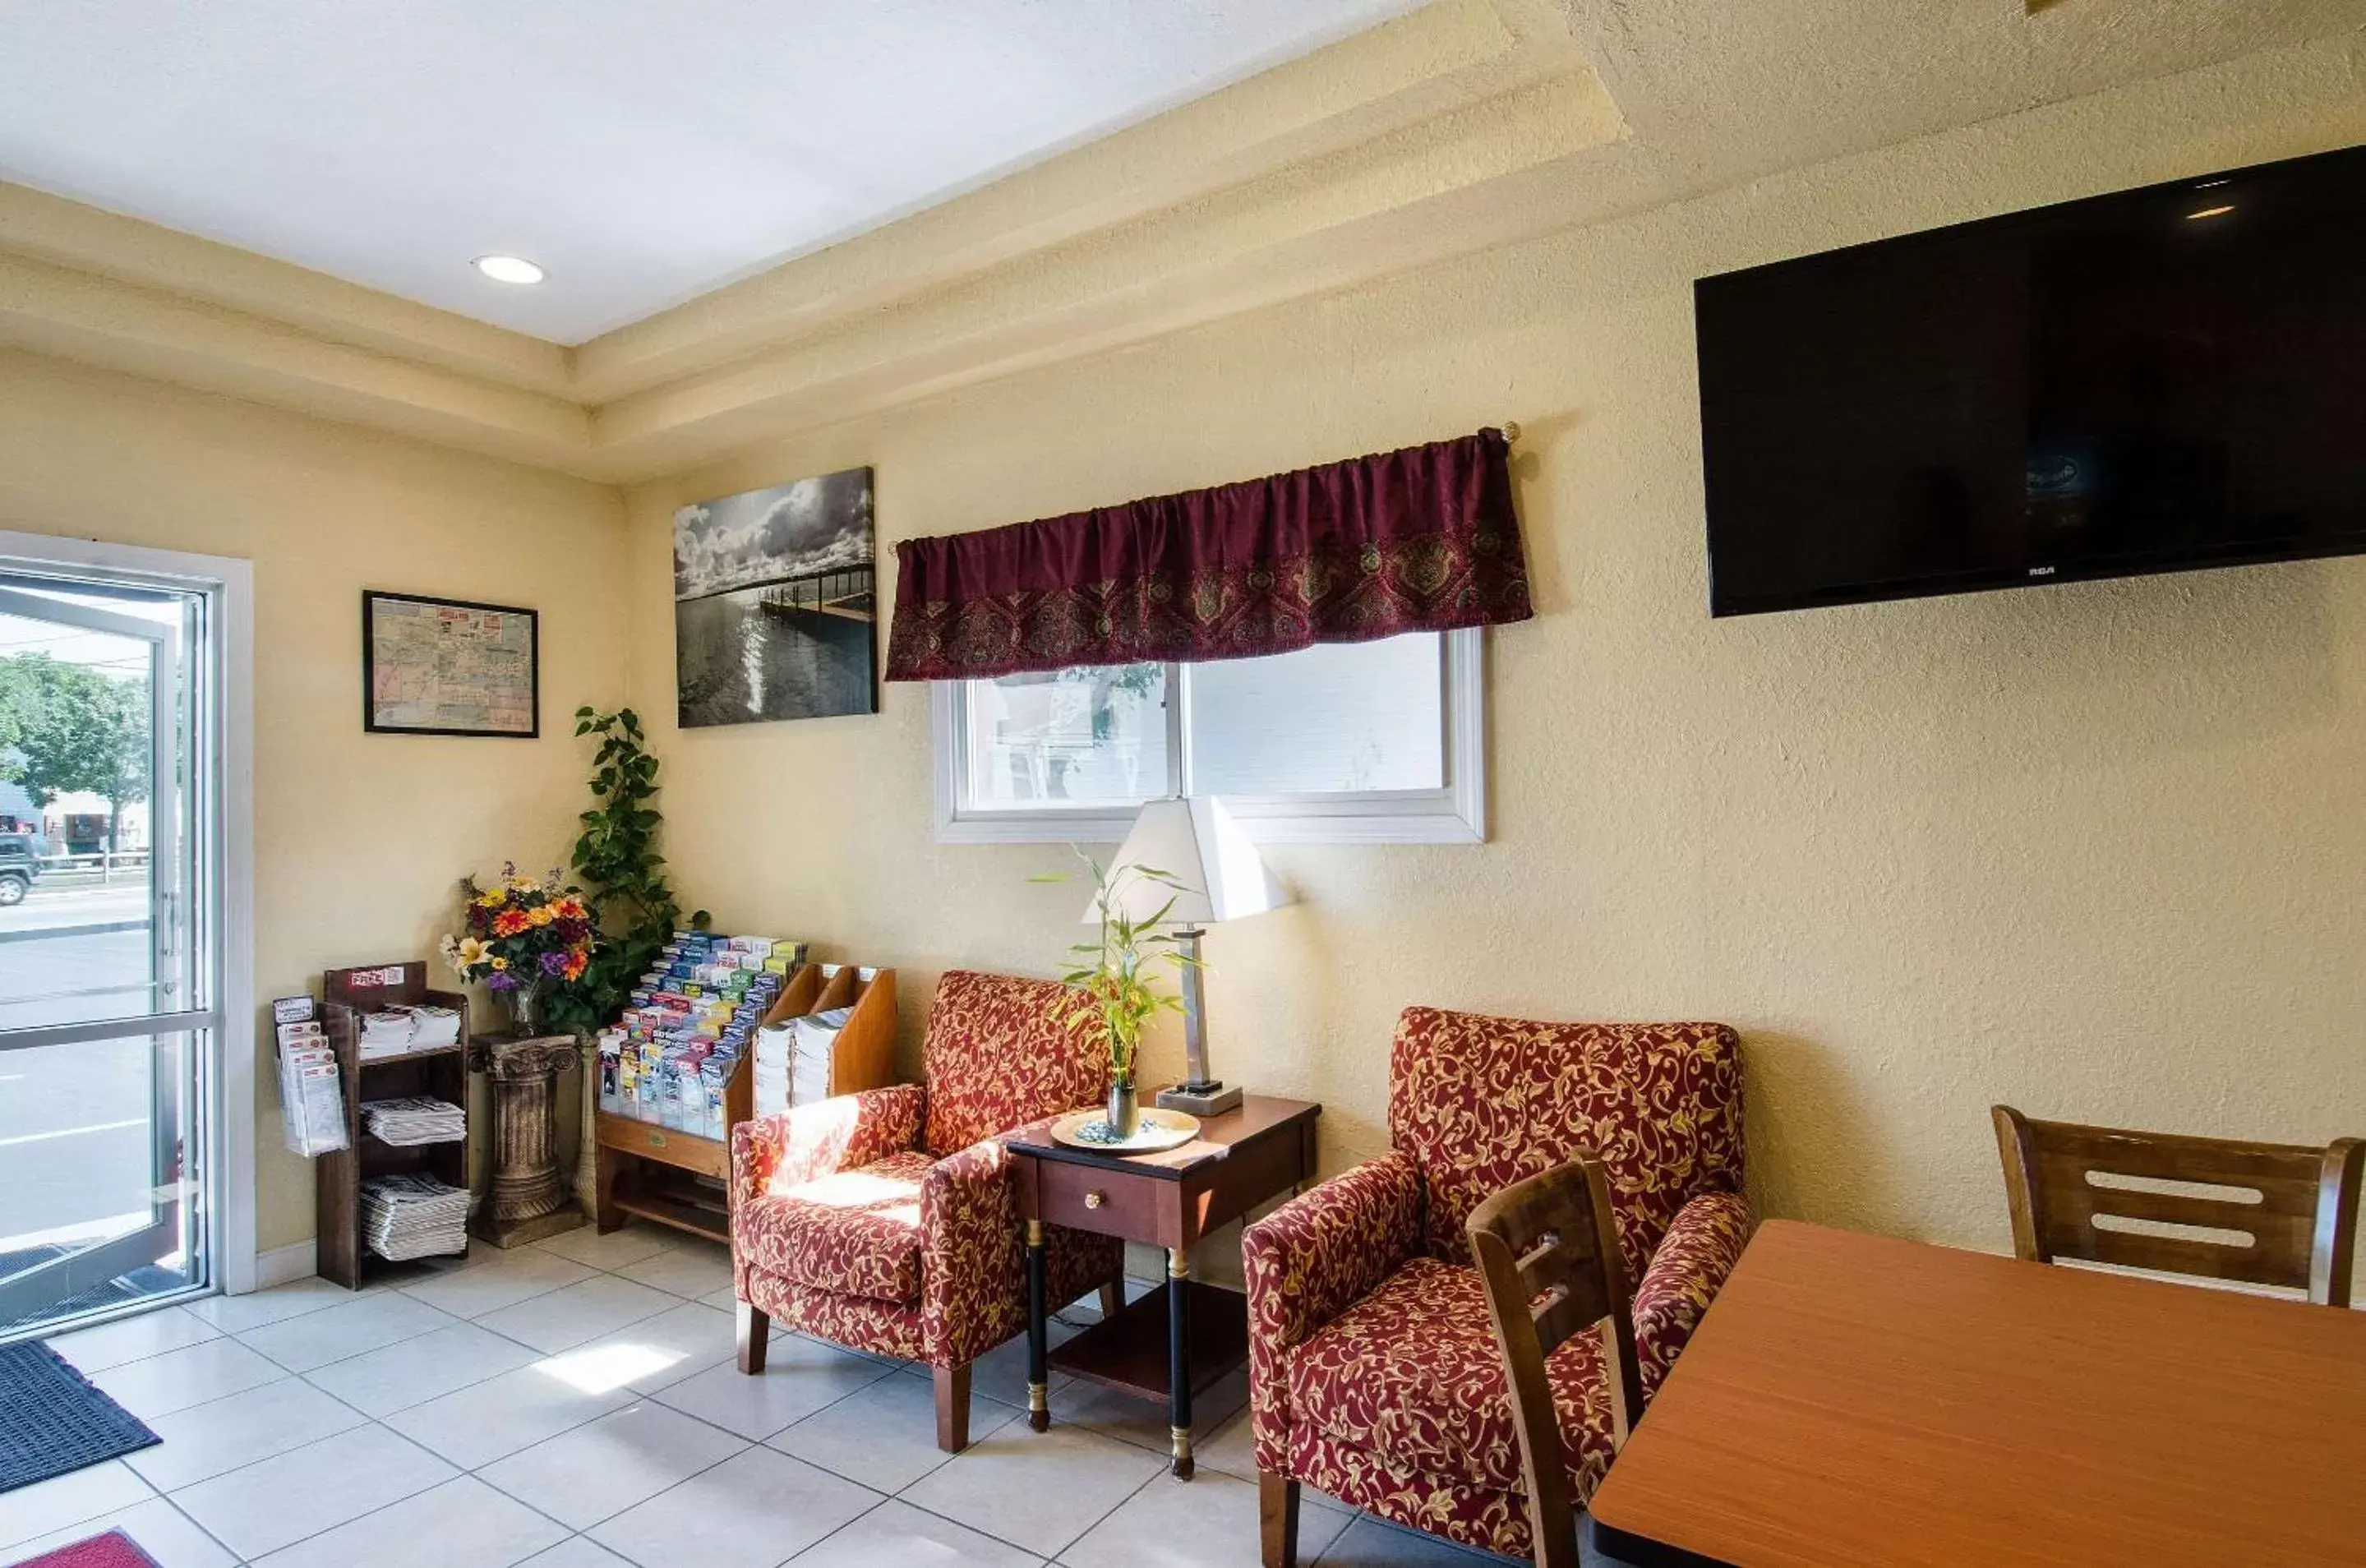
[[6, 1223, 1611, 1567]]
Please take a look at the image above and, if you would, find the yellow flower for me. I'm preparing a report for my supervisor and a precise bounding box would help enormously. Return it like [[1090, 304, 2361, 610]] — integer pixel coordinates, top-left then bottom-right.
[[490, 957, 508, 971], [528, 906, 555, 926], [454, 936, 491, 967], [507, 874, 538, 893], [476, 888, 506, 909]]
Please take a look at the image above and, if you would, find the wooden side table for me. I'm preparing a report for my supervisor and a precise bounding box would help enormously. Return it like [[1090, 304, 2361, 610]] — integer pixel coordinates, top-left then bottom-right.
[[1007, 1095, 1320, 1479]]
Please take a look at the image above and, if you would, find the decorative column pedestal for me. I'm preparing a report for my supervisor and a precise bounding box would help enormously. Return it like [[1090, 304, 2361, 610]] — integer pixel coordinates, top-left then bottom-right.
[[473, 1031, 588, 1247]]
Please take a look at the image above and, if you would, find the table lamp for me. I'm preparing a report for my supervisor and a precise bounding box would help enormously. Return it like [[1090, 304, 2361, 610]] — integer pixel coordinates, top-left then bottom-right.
[[1086, 795, 1289, 1117]]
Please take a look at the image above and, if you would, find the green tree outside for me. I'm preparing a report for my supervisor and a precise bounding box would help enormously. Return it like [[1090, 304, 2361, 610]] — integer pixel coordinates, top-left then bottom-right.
[[0, 653, 151, 848]]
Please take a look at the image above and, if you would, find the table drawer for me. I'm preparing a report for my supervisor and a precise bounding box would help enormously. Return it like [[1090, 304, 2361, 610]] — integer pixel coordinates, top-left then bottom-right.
[[596, 1111, 726, 1178], [1034, 1157, 1162, 1242]]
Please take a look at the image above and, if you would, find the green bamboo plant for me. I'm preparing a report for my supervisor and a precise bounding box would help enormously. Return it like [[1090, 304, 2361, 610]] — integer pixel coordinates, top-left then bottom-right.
[[1035, 847, 1198, 1091]]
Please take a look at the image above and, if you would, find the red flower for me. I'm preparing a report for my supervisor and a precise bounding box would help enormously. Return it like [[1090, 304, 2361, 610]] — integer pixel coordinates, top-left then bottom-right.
[[491, 909, 530, 938]]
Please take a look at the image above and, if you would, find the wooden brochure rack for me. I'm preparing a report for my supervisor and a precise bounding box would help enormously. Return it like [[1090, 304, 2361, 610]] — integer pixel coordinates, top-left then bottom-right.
[[592, 963, 897, 1245], [315, 962, 471, 1289]]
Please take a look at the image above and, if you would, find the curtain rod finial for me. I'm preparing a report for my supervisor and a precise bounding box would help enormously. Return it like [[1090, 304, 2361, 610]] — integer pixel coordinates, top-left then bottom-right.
[[1499, 421, 1520, 444]]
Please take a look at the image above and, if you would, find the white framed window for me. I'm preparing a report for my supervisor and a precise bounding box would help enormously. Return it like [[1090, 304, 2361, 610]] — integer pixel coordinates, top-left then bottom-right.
[[931, 628, 1485, 845]]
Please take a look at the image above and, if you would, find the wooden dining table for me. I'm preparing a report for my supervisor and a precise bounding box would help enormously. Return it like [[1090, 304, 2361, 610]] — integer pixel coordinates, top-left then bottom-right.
[[1586, 1220, 2366, 1566]]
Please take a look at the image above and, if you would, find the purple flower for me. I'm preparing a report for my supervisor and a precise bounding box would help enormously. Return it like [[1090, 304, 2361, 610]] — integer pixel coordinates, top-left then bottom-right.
[[487, 969, 518, 991], [539, 950, 569, 976]]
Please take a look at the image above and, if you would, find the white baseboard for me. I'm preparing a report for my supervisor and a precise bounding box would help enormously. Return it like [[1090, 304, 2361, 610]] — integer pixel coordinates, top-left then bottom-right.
[[249, 1240, 316, 1292]]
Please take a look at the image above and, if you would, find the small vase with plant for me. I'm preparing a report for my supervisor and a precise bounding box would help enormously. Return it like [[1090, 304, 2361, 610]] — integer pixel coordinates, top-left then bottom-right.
[[440, 864, 593, 1036], [1040, 848, 1196, 1138]]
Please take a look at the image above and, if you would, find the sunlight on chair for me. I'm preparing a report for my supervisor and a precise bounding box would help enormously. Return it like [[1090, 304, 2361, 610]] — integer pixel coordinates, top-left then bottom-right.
[[792, 1168, 923, 1213], [790, 1095, 866, 1163], [535, 1340, 686, 1394]]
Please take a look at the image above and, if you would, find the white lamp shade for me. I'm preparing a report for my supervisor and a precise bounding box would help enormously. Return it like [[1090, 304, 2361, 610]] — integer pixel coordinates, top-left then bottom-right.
[[1085, 796, 1289, 926]]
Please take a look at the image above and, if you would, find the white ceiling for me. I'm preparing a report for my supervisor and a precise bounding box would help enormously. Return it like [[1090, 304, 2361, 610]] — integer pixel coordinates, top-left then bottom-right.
[[0, 0, 1416, 344]]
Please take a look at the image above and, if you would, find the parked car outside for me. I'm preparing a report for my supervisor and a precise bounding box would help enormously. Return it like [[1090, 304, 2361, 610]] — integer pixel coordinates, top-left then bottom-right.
[[0, 831, 46, 906]]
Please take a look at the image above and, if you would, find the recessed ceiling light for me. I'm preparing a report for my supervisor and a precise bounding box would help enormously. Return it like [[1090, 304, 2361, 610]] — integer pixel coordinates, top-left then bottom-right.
[[473, 254, 546, 285], [2184, 205, 2235, 221]]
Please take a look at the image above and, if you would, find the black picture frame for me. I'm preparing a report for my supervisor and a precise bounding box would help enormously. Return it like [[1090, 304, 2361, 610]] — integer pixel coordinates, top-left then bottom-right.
[[361, 589, 540, 738]]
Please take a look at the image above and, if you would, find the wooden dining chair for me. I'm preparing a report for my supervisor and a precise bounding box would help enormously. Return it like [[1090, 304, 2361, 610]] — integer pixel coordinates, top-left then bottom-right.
[[1992, 1105, 2366, 1306], [1468, 1156, 1646, 1568]]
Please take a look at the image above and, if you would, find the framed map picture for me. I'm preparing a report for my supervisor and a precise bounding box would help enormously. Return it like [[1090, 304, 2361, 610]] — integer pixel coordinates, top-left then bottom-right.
[[362, 590, 539, 737]]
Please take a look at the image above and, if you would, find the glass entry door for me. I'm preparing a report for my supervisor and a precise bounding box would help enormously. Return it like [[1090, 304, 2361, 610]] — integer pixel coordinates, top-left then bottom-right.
[[0, 565, 220, 1338]]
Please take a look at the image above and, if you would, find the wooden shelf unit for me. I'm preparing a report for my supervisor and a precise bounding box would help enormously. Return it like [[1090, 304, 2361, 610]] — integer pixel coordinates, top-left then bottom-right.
[[315, 962, 472, 1290], [593, 962, 897, 1246]]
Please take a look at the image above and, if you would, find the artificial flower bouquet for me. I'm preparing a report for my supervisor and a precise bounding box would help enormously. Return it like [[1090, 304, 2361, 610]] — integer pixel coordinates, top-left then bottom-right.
[[440, 862, 593, 1029]]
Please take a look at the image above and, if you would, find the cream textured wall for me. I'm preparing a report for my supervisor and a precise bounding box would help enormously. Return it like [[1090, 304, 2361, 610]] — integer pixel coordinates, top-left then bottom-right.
[[620, 39, 2366, 1269], [0, 350, 627, 1253]]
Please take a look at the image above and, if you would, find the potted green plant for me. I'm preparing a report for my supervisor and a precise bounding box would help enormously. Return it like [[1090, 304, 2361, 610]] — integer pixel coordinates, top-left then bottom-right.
[[1044, 850, 1196, 1137]]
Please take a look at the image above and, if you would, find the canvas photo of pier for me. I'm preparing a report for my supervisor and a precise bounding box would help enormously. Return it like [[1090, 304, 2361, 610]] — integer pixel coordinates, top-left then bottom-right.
[[672, 467, 877, 726]]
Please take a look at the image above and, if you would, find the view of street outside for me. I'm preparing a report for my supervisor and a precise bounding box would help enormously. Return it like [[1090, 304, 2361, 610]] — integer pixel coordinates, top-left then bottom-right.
[[0, 882, 160, 1257], [2, 586, 174, 1294]]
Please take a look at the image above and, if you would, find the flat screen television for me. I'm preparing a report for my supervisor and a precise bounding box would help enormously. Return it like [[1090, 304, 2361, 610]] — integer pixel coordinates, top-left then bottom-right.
[[1695, 143, 2366, 617]]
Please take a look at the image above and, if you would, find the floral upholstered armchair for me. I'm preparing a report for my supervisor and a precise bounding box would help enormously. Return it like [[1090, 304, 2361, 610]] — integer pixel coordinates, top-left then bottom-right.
[[729, 970, 1123, 1452], [1243, 1007, 1752, 1565]]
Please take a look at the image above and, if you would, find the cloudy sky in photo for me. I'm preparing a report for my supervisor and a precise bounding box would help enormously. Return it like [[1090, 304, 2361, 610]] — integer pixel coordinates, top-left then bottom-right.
[[672, 467, 873, 600]]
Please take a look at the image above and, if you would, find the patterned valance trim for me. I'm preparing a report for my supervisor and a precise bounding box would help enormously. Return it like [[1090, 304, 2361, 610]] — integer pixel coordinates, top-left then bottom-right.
[[883, 428, 1530, 682]]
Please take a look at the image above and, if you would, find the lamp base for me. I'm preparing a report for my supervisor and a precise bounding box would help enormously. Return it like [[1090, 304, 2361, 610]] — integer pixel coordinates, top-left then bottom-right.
[[1155, 1080, 1243, 1117]]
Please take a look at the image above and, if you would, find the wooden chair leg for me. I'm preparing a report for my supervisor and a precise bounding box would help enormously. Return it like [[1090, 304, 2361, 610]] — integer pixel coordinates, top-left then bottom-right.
[[934, 1362, 972, 1453], [1260, 1470, 1300, 1568], [735, 1300, 768, 1375], [1099, 1279, 1123, 1320]]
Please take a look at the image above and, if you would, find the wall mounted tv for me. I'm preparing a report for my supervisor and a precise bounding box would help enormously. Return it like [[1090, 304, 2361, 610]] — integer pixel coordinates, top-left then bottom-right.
[[1695, 143, 2366, 617]]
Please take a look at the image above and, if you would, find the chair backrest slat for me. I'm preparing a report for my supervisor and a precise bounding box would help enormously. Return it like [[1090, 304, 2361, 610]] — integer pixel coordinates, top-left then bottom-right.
[[1993, 1105, 2364, 1306], [1468, 1157, 1642, 1568]]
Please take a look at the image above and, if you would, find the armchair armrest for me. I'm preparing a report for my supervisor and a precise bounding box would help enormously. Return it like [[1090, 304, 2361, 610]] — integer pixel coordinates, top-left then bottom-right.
[[731, 1083, 925, 1206], [1243, 1151, 1423, 1473], [919, 1138, 1022, 1367], [1631, 1190, 1755, 1400]]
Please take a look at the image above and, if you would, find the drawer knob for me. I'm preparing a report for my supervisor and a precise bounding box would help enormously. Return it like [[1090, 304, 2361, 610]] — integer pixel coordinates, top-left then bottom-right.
[[1084, 1191, 1107, 1210]]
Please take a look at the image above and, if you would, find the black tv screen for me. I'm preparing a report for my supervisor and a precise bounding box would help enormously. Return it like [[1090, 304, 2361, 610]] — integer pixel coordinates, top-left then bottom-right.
[[1695, 143, 2366, 617]]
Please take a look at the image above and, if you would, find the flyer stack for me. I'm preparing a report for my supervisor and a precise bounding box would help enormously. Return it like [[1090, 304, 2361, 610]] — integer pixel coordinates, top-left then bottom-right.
[[358, 1173, 470, 1261], [594, 930, 805, 1139]]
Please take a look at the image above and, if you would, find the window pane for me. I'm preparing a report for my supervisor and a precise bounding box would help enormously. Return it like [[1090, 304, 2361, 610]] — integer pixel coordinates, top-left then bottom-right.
[[1187, 634, 1446, 795], [0, 577, 196, 1032], [0, 1029, 205, 1331], [964, 663, 1169, 808]]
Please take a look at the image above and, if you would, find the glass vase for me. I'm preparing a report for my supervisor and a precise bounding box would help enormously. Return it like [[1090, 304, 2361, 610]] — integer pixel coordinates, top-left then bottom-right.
[[1106, 1077, 1139, 1138], [505, 980, 543, 1038]]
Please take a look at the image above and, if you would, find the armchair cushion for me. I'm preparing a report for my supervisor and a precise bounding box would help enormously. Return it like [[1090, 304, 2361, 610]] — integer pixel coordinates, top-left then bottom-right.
[[1389, 1009, 1743, 1277], [1632, 1190, 1755, 1399], [920, 971, 1106, 1156], [1284, 1257, 1620, 1503], [735, 1149, 934, 1304], [731, 1083, 925, 1202]]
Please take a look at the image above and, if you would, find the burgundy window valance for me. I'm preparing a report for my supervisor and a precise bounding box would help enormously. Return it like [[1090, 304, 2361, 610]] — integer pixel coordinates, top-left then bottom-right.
[[883, 428, 1530, 682]]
